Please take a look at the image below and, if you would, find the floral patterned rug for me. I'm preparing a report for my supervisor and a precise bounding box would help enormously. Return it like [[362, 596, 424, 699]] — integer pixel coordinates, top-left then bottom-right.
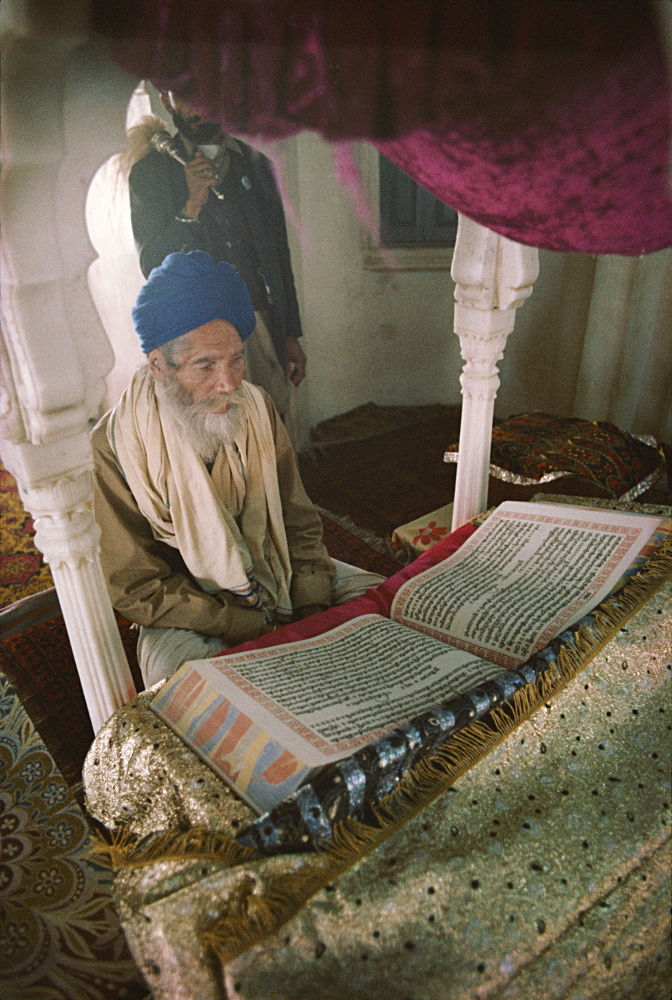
[[0, 464, 53, 608], [0, 669, 149, 1000]]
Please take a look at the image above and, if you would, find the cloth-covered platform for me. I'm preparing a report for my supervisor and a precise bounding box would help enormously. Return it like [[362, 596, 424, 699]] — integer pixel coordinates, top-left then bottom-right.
[[84, 505, 672, 1000]]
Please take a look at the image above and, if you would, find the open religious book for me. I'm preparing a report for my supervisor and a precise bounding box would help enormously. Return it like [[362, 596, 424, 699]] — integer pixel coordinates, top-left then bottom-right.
[[151, 501, 667, 813]]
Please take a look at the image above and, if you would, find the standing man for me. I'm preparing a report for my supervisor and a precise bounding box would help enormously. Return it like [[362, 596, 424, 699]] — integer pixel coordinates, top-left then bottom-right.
[[127, 92, 305, 438]]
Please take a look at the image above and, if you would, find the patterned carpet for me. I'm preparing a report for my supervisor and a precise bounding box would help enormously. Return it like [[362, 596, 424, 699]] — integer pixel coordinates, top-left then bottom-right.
[[0, 465, 53, 608], [299, 405, 461, 538], [0, 670, 149, 1000], [0, 462, 149, 996]]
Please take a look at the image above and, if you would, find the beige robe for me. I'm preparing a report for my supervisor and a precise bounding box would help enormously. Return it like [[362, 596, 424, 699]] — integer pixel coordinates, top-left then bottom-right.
[[91, 379, 333, 647], [108, 371, 293, 614]]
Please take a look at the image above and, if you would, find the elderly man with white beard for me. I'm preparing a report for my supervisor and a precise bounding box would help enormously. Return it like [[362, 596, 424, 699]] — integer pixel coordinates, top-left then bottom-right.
[[90, 251, 383, 687]]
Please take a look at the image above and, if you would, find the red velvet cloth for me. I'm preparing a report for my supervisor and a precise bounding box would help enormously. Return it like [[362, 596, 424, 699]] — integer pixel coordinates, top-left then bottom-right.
[[219, 520, 478, 657], [96, 0, 672, 254]]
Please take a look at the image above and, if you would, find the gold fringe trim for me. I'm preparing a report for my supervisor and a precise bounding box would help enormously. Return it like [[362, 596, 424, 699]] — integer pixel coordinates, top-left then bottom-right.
[[102, 536, 672, 964], [202, 858, 338, 960], [89, 825, 256, 871]]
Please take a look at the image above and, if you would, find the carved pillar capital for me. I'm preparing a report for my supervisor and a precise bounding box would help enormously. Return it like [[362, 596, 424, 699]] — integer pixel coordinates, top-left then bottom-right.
[[452, 306, 517, 403], [451, 215, 539, 312], [21, 469, 101, 572]]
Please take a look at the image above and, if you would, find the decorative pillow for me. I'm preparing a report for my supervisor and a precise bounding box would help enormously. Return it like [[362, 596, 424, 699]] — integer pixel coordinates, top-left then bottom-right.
[[444, 412, 665, 500]]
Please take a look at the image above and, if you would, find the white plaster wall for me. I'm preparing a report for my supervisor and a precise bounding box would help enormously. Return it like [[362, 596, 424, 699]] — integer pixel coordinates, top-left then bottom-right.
[[281, 134, 589, 445], [280, 132, 669, 443], [495, 248, 672, 440], [494, 249, 593, 420], [282, 134, 463, 443]]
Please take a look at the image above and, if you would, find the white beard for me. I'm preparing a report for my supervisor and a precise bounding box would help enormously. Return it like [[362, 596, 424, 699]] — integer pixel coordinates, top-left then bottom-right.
[[154, 371, 244, 463]]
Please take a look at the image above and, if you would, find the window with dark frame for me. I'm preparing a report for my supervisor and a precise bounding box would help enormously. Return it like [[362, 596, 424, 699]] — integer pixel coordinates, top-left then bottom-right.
[[379, 153, 458, 248]]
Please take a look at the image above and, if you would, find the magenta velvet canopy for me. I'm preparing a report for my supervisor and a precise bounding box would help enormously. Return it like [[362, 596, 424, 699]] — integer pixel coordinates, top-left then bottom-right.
[[96, 0, 672, 256]]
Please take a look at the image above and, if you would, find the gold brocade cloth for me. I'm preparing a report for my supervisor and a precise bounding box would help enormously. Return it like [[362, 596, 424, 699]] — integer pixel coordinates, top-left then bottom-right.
[[84, 568, 671, 1000]]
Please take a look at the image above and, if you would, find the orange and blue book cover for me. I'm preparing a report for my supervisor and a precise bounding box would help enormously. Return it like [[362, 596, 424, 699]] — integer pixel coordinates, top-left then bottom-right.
[[152, 664, 317, 812]]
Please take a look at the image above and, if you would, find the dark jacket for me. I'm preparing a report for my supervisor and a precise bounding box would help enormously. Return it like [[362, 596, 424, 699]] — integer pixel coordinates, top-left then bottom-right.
[[128, 136, 302, 369]]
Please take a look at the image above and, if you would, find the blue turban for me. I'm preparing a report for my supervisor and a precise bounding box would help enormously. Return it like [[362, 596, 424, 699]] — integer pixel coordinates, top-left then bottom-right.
[[132, 251, 257, 353]]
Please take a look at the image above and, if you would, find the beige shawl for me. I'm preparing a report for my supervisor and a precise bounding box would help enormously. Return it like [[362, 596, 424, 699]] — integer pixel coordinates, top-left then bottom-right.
[[108, 369, 292, 615]]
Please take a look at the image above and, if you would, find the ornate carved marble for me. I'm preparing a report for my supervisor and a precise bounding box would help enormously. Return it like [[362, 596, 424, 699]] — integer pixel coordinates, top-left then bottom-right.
[[0, 1, 138, 730]]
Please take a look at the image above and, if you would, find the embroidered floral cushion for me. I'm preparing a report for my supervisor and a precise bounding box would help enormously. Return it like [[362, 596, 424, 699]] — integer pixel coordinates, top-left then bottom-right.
[[444, 412, 665, 500]]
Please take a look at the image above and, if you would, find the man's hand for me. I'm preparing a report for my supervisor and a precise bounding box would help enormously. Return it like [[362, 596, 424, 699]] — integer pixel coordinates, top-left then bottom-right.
[[181, 150, 217, 218], [285, 337, 307, 386], [293, 603, 327, 621]]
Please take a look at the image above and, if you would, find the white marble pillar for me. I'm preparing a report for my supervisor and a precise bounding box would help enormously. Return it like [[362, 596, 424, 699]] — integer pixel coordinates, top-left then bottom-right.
[[450, 216, 539, 529], [0, 0, 138, 731], [18, 462, 137, 731]]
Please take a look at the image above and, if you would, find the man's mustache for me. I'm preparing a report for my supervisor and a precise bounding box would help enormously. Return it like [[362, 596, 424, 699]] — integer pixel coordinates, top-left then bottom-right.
[[192, 389, 244, 414]]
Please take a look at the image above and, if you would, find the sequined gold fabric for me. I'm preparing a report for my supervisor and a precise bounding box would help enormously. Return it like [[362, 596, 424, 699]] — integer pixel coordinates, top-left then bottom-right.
[[85, 578, 671, 1000], [83, 682, 256, 838]]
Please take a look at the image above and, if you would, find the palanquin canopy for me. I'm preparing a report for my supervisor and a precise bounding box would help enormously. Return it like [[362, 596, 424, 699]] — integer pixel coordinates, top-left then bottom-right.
[[95, 0, 672, 256]]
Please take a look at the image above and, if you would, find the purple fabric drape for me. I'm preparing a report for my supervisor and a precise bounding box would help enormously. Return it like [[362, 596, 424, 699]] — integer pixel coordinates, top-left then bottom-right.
[[95, 0, 672, 255]]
